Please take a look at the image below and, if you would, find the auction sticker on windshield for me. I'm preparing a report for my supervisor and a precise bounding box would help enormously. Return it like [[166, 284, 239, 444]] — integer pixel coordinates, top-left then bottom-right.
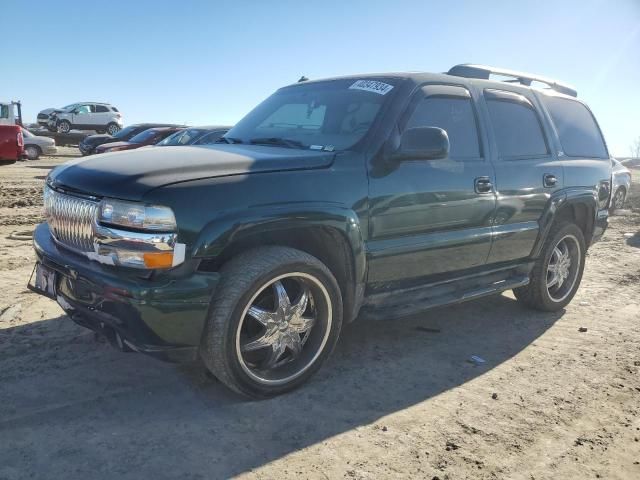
[[349, 80, 394, 95]]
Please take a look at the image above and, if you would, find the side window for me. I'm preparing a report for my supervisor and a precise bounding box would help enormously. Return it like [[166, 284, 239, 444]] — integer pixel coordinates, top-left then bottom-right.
[[485, 92, 548, 158], [196, 131, 226, 145], [405, 96, 481, 159], [95, 105, 109, 113], [542, 97, 608, 159], [76, 105, 91, 114], [0, 104, 8, 119]]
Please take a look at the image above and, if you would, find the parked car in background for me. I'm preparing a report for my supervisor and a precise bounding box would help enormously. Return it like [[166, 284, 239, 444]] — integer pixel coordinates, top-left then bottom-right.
[[22, 128, 57, 160], [79, 123, 185, 156], [47, 103, 123, 135], [155, 126, 231, 147], [0, 125, 24, 164], [611, 158, 632, 211], [37, 103, 83, 127], [94, 127, 183, 154]]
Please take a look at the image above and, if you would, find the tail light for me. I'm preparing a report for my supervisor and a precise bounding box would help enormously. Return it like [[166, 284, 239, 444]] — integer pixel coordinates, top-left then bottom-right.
[[16, 131, 23, 147]]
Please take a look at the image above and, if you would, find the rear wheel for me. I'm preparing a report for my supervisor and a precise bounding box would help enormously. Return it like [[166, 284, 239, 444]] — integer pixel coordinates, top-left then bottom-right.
[[514, 222, 585, 311], [57, 120, 71, 133], [200, 246, 343, 398], [25, 145, 41, 160], [107, 123, 120, 136]]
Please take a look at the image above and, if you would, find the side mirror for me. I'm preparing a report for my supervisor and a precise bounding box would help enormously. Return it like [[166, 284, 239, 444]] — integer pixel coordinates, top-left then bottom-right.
[[392, 126, 449, 161]]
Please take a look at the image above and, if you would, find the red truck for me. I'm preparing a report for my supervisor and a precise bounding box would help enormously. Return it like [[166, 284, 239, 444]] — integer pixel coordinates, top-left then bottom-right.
[[0, 125, 25, 164]]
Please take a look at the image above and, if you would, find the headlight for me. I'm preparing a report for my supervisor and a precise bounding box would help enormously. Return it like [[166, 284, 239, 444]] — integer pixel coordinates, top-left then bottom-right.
[[94, 199, 183, 269], [99, 199, 176, 231]]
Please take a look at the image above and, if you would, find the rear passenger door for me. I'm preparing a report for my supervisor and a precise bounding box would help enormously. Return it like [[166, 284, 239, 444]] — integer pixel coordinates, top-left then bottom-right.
[[94, 105, 112, 128], [367, 84, 496, 286], [480, 89, 563, 264]]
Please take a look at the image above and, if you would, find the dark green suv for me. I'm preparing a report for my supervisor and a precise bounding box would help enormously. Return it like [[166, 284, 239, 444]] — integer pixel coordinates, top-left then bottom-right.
[[31, 65, 612, 398]]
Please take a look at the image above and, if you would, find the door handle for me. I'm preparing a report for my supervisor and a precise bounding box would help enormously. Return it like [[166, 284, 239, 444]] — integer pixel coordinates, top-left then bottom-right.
[[543, 173, 557, 188], [474, 177, 493, 194]]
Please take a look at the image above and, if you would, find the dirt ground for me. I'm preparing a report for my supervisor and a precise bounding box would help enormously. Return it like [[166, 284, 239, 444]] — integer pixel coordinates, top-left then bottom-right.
[[1, 148, 639, 480]]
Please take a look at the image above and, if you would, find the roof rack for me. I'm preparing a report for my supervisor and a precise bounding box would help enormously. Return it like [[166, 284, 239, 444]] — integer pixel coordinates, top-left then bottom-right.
[[447, 64, 577, 97]]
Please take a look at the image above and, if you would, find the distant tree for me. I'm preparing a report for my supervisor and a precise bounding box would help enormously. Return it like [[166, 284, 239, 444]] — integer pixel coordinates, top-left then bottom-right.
[[631, 136, 640, 159]]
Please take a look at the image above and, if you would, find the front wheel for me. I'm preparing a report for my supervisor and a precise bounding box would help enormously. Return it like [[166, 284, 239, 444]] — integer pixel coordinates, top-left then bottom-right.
[[610, 187, 626, 212], [200, 246, 343, 398], [57, 120, 71, 133], [514, 223, 586, 311]]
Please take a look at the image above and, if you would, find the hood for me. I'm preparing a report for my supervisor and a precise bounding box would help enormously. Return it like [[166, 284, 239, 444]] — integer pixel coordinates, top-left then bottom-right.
[[39, 108, 56, 116], [82, 134, 115, 146], [96, 141, 137, 151], [48, 144, 335, 200]]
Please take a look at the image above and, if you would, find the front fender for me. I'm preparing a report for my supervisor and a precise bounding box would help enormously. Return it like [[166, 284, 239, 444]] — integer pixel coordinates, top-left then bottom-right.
[[191, 203, 367, 284]]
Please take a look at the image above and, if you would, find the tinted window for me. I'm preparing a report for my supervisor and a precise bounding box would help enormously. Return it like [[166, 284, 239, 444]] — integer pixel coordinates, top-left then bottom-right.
[[195, 131, 227, 145], [95, 105, 109, 113], [226, 78, 395, 150], [486, 97, 547, 157], [543, 97, 607, 159], [406, 96, 480, 158], [111, 106, 119, 112], [0, 104, 8, 119]]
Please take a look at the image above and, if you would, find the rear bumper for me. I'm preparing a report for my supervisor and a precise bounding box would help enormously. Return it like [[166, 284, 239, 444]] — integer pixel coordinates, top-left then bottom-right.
[[32, 223, 220, 362]]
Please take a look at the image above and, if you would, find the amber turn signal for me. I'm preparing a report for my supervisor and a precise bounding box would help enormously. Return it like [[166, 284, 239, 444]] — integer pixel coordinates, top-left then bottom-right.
[[143, 252, 174, 269]]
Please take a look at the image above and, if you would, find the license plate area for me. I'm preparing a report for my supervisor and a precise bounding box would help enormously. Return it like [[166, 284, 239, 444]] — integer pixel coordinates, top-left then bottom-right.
[[28, 262, 57, 299]]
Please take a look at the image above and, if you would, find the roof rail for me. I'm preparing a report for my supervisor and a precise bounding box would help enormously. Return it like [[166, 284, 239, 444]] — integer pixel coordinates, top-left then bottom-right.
[[447, 64, 577, 97]]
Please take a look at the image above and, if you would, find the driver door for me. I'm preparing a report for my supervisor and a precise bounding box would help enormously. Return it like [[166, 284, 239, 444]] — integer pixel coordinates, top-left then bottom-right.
[[367, 85, 496, 287]]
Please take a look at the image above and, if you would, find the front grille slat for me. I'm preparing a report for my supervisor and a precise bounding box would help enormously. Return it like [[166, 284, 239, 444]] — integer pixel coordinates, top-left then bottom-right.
[[44, 186, 98, 253]]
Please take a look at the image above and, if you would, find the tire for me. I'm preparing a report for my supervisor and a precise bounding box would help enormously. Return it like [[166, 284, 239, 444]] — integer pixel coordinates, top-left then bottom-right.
[[107, 123, 120, 136], [514, 222, 586, 311], [610, 187, 626, 212], [200, 246, 343, 398], [57, 120, 71, 133], [25, 145, 41, 160]]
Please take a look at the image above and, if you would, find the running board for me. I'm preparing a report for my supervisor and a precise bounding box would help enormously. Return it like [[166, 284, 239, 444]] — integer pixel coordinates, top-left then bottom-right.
[[358, 275, 529, 321]]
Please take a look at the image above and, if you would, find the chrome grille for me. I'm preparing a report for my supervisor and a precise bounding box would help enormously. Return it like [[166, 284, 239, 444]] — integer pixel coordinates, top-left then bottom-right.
[[44, 186, 98, 253]]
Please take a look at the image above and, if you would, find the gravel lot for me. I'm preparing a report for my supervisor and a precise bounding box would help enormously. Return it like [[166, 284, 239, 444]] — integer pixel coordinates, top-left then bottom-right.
[[1, 148, 639, 479]]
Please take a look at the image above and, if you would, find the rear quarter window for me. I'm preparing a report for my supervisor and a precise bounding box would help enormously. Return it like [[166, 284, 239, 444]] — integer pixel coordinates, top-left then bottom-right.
[[542, 96, 608, 159]]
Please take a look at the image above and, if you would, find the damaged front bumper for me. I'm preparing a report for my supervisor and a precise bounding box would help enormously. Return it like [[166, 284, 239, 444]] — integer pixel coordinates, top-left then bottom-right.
[[31, 223, 219, 362]]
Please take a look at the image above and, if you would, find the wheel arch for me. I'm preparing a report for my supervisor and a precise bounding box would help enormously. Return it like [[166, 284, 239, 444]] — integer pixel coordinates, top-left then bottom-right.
[[192, 207, 367, 322], [531, 189, 598, 258]]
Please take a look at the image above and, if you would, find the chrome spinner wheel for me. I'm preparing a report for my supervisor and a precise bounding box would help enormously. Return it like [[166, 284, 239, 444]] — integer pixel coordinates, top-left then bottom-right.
[[546, 234, 581, 303], [235, 272, 332, 386]]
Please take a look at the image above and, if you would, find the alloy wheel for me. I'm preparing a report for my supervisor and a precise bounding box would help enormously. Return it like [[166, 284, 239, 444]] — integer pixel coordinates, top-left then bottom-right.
[[235, 272, 332, 386], [546, 234, 581, 302]]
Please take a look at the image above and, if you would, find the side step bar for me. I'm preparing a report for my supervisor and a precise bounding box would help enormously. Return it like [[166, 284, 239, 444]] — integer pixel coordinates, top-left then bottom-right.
[[358, 275, 529, 321]]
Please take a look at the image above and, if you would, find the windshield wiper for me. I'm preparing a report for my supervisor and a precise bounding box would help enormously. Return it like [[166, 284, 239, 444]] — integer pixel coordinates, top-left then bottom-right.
[[249, 137, 305, 149], [217, 136, 243, 144]]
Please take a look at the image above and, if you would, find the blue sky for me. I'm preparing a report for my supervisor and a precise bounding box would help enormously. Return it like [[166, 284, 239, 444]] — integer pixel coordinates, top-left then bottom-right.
[[2, 0, 639, 156]]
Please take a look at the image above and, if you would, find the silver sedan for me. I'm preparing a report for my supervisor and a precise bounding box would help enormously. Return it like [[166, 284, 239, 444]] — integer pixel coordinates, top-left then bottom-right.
[[611, 158, 632, 210], [22, 129, 57, 160]]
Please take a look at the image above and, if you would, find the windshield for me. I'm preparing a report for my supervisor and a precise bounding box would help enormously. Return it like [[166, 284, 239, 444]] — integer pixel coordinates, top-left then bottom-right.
[[157, 128, 206, 146], [22, 128, 34, 138], [130, 129, 164, 143], [224, 78, 397, 150], [62, 103, 80, 111], [113, 125, 140, 139]]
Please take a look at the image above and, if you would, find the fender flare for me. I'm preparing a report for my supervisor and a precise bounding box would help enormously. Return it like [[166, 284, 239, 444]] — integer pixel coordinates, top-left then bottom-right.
[[531, 188, 598, 258], [191, 203, 367, 295]]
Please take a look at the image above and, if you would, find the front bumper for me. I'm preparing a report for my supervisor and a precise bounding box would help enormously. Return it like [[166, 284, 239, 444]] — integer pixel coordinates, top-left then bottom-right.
[[43, 146, 57, 156], [32, 223, 220, 362]]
